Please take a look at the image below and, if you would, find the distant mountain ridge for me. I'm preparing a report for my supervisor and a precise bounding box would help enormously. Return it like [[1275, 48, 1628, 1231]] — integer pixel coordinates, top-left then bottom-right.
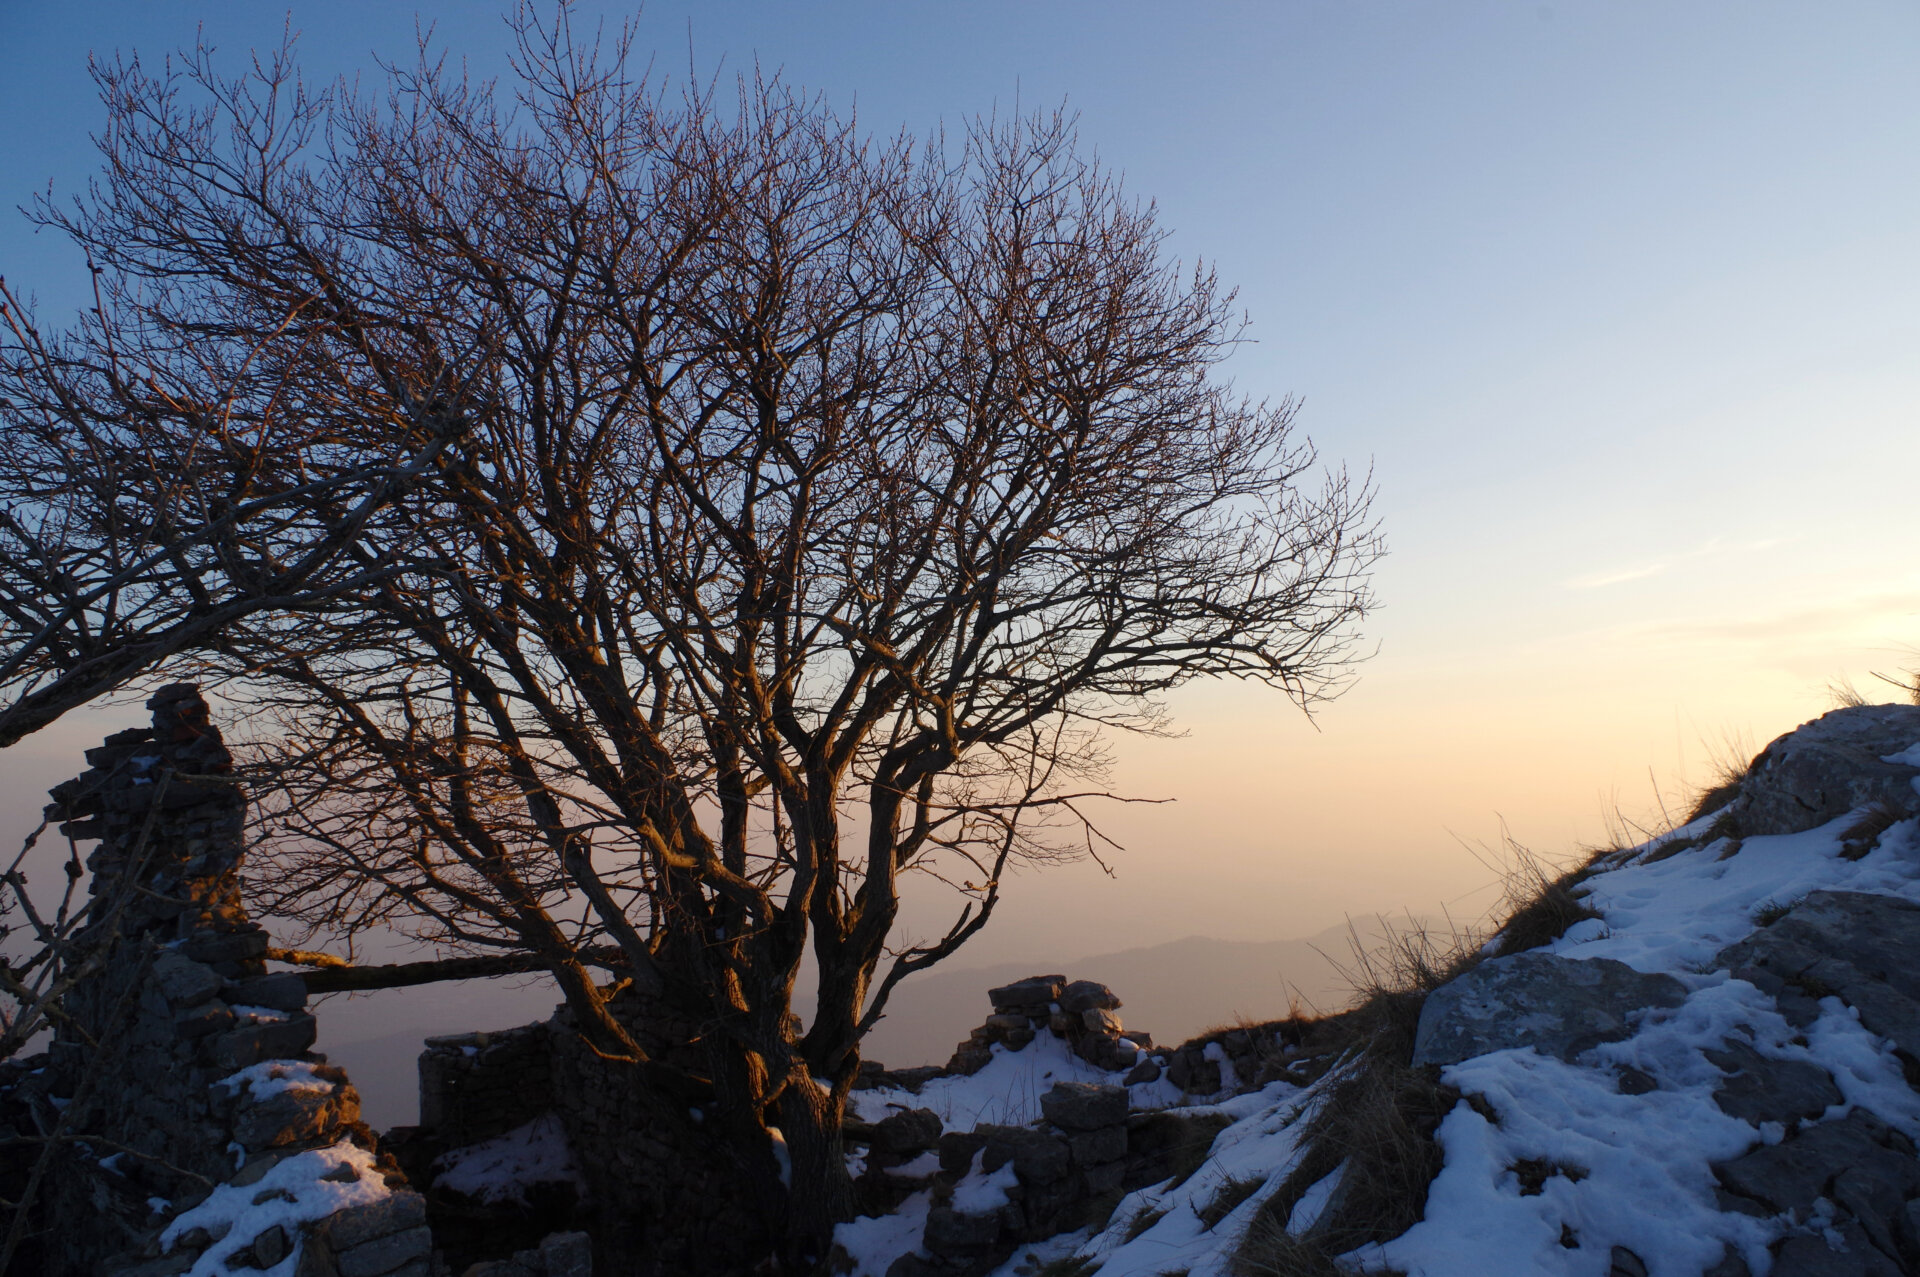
[[858, 921, 1389, 1069]]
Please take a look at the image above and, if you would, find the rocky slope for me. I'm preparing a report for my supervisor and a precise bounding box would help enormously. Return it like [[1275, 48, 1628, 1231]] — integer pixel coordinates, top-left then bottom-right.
[[833, 702, 1920, 1277]]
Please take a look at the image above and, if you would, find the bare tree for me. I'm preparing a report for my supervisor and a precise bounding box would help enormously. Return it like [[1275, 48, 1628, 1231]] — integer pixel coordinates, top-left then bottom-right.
[[4, 8, 1380, 1269]]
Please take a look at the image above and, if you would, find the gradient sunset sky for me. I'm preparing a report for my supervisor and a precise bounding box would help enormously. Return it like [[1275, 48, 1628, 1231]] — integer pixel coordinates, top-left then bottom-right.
[[2, 1, 1916, 965]]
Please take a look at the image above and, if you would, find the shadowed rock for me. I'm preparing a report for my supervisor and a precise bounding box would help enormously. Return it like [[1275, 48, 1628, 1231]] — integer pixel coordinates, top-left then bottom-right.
[[1412, 953, 1687, 1067], [1731, 704, 1920, 837]]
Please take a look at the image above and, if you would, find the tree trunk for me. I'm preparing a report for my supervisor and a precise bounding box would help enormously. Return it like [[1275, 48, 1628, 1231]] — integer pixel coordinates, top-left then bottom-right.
[[776, 1070, 856, 1273]]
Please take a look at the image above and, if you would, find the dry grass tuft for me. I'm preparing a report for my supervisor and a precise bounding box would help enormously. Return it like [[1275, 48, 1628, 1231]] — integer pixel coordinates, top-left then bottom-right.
[[1684, 738, 1757, 825], [1840, 802, 1905, 861], [1198, 1175, 1268, 1230], [1123, 1205, 1169, 1243], [1485, 840, 1601, 957], [1231, 1213, 1351, 1277]]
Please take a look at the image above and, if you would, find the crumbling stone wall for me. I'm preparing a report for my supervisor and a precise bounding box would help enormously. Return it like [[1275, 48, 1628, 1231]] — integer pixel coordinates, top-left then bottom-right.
[[419, 1023, 555, 1148], [2, 685, 434, 1277]]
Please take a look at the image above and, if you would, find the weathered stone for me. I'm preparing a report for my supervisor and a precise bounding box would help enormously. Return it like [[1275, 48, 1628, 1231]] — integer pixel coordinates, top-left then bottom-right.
[[207, 1014, 318, 1071], [1411, 953, 1688, 1067], [228, 973, 308, 1014], [872, 1108, 943, 1155], [336, 1225, 434, 1277], [937, 1130, 988, 1177], [1122, 1057, 1161, 1085], [317, 1193, 428, 1252], [1059, 981, 1121, 1014], [539, 1231, 593, 1277], [987, 975, 1064, 1013], [1731, 704, 1920, 837], [1067, 1125, 1127, 1165], [1715, 891, 1920, 1057], [1705, 1040, 1842, 1124], [923, 1205, 1002, 1256], [181, 930, 268, 966], [1608, 1247, 1648, 1277], [1001, 1027, 1035, 1050], [1081, 1008, 1123, 1035], [1040, 1082, 1127, 1132], [1713, 1111, 1920, 1215], [1083, 1159, 1126, 1195], [946, 1046, 993, 1076], [152, 951, 223, 1007], [233, 1085, 350, 1149], [251, 1225, 288, 1268], [976, 1125, 1071, 1184], [228, 1151, 285, 1187], [173, 998, 235, 1040], [1770, 1222, 1902, 1277]]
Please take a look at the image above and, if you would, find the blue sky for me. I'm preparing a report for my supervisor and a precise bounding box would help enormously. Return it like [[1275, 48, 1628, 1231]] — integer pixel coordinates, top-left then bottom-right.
[[3, 2, 1918, 957]]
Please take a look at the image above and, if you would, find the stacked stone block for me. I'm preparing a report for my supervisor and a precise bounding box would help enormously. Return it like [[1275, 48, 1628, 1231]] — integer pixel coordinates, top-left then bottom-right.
[[944, 974, 1149, 1077], [6, 685, 433, 1277], [418, 1024, 555, 1148]]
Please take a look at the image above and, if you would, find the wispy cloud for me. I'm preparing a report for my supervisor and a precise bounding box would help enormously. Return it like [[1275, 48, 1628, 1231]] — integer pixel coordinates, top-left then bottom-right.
[[1560, 537, 1789, 591], [1565, 562, 1668, 590]]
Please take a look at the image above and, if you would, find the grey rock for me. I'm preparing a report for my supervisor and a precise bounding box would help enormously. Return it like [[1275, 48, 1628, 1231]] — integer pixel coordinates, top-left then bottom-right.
[[1608, 1246, 1648, 1277], [337, 1225, 434, 1277], [173, 998, 235, 1040], [539, 1230, 593, 1277], [1081, 1008, 1124, 1035], [228, 972, 309, 1014], [1122, 1057, 1161, 1085], [946, 1046, 992, 1076], [922, 1205, 1002, 1255], [1001, 1027, 1035, 1050], [983, 1013, 1030, 1032], [152, 951, 222, 1007], [181, 929, 269, 965], [208, 1014, 319, 1072], [234, 1085, 351, 1150], [1716, 891, 1920, 1056], [229, 1151, 285, 1188], [1615, 1065, 1657, 1095], [987, 975, 1064, 1013], [937, 1130, 988, 1177], [1067, 1125, 1126, 1165], [251, 1225, 288, 1268], [872, 1108, 943, 1155], [1059, 981, 1121, 1014], [1770, 1222, 1902, 1277], [1712, 1111, 1920, 1215], [317, 1193, 428, 1252], [1732, 704, 1920, 837], [1704, 1040, 1842, 1124], [976, 1125, 1071, 1184], [1040, 1082, 1128, 1132], [1412, 953, 1688, 1067]]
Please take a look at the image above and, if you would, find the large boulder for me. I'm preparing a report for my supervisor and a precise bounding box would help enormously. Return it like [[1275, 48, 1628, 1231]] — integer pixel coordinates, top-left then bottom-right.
[[988, 975, 1065, 1014], [1715, 890, 1920, 1056], [1412, 953, 1688, 1067], [1059, 981, 1121, 1014], [1730, 704, 1920, 837]]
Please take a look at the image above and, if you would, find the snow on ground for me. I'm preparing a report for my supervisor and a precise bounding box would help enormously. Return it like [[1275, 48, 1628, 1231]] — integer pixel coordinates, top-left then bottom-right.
[[841, 737, 1920, 1276], [432, 1112, 585, 1205], [848, 1031, 1180, 1130], [159, 1139, 391, 1277]]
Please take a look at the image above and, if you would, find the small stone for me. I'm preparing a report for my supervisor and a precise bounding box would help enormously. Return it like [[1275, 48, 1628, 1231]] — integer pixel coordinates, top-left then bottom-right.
[[320, 1163, 361, 1183], [1123, 1057, 1162, 1085], [152, 951, 223, 1007], [1608, 1247, 1648, 1277], [251, 1226, 288, 1268], [228, 1151, 284, 1188], [1615, 1066, 1657, 1095], [1082, 1007, 1123, 1035], [1705, 1039, 1842, 1124]]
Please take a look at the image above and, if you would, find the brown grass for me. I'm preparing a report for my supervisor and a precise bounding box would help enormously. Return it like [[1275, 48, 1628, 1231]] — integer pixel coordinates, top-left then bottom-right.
[[1840, 802, 1904, 861], [1198, 1175, 1268, 1230]]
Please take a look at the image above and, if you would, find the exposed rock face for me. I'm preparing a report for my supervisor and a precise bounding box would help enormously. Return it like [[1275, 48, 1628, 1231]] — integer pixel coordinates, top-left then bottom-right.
[[1729, 703, 1920, 836], [1411, 953, 1688, 1067], [1716, 890, 1920, 1056]]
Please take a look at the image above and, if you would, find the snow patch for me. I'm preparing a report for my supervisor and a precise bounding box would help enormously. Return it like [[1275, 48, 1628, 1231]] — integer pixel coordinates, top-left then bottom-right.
[[432, 1113, 585, 1205]]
